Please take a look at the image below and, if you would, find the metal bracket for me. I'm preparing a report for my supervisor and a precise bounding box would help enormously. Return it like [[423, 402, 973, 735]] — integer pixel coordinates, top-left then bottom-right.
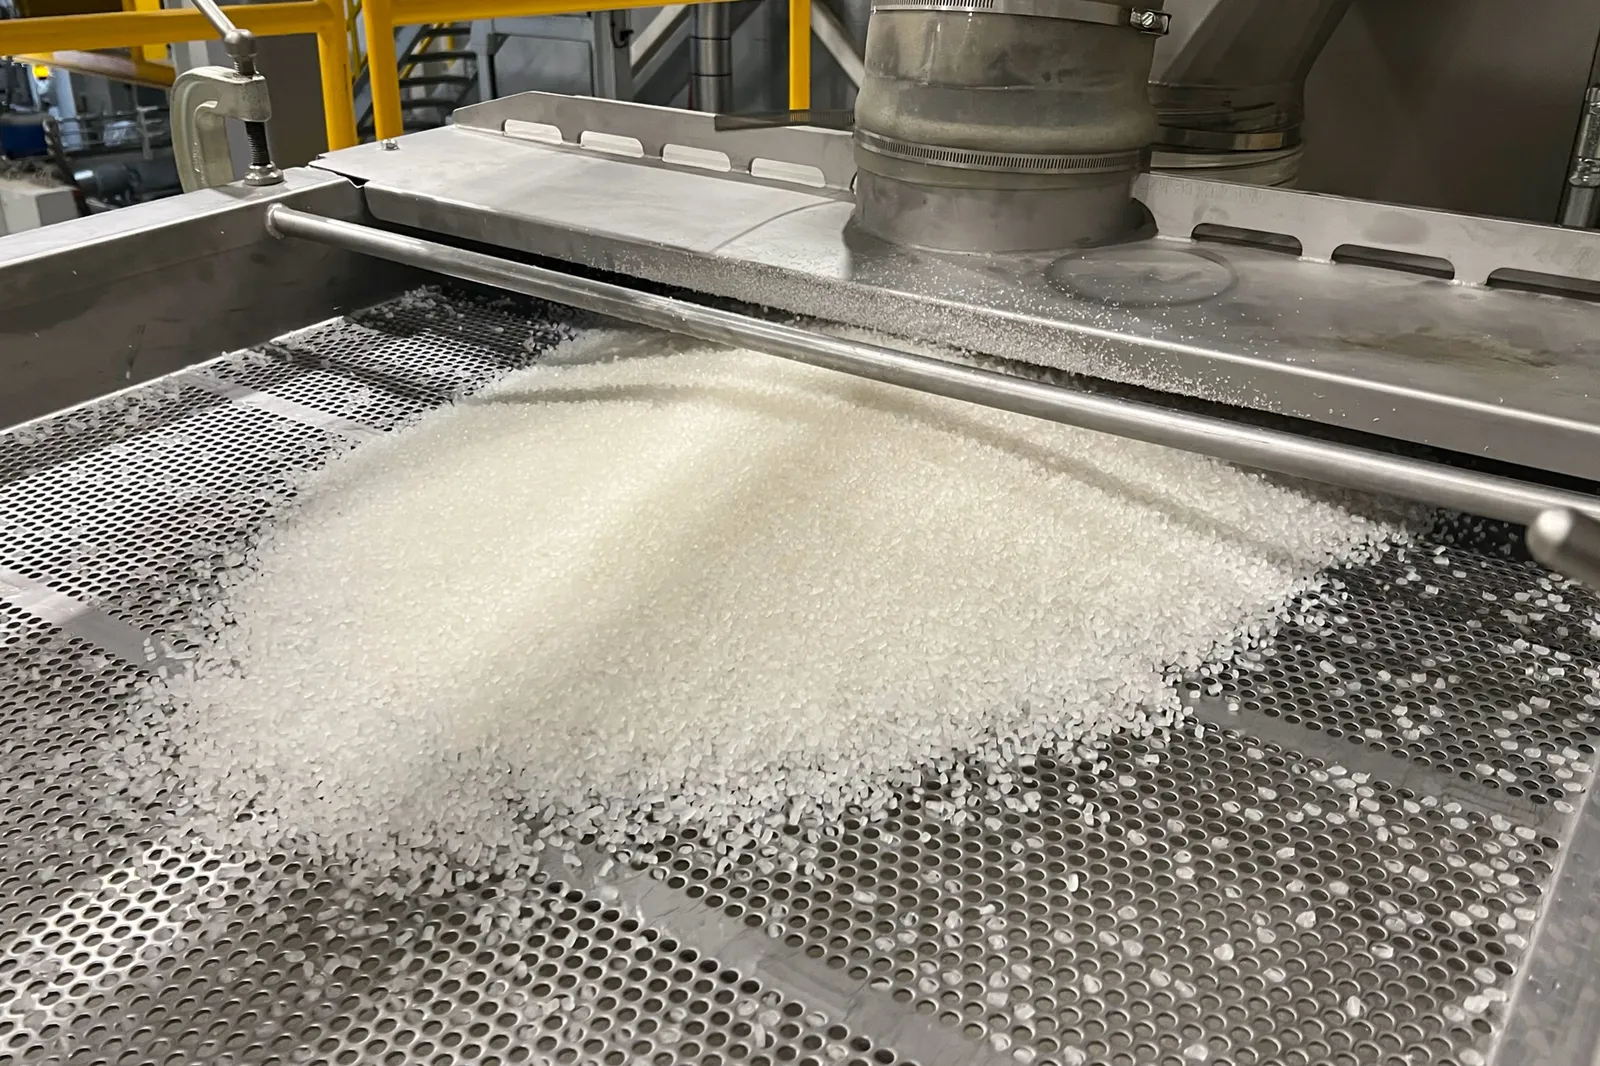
[[452, 91, 858, 192], [872, 0, 1171, 35], [1560, 87, 1600, 227], [170, 65, 273, 192], [170, 0, 282, 192]]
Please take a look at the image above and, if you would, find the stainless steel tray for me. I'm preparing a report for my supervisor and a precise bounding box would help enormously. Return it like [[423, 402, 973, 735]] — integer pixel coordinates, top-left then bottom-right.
[[1, 287, 1596, 1066]]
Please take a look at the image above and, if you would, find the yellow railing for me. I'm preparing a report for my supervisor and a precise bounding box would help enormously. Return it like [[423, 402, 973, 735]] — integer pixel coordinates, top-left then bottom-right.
[[789, 0, 809, 110], [16, 48, 176, 88], [362, 0, 811, 139], [0, 0, 817, 156], [0, 1, 357, 149], [121, 0, 170, 64]]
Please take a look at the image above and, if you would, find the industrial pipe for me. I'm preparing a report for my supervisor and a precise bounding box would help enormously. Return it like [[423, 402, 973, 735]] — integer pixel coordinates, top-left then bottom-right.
[[852, 0, 1169, 252], [1560, 87, 1600, 229], [690, 3, 731, 112], [1149, 0, 1351, 150], [264, 205, 1600, 527]]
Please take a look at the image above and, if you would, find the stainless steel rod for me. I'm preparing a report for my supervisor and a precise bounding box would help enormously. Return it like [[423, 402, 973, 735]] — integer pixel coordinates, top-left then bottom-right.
[[690, 3, 732, 112], [1560, 87, 1600, 228], [1528, 509, 1600, 589], [266, 205, 1600, 526], [188, 0, 241, 40]]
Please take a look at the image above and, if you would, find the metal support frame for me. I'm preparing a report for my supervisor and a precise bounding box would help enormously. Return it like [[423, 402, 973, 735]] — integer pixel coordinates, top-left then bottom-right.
[[789, 0, 810, 109], [1561, 87, 1600, 228], [463, 14, 633, 101], [357, 0, 752, 140], [629, 4, 688, 72], [469, 20, 499, 106], [809, 0, 862, 89], [591, 10, 634, 100]]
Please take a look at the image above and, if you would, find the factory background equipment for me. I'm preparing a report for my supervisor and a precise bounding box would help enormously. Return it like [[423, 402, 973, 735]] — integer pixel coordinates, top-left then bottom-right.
[[0, 3, 182, 229], [6, 1, 1600, 1066]]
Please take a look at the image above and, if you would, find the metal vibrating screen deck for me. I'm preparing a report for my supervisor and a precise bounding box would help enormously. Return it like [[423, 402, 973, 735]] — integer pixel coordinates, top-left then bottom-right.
[[1, 286, 1597, 1066]]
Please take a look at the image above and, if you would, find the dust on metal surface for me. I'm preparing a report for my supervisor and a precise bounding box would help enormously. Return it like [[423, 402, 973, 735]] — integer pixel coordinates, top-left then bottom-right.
[[0, 287, 1596, 1066]]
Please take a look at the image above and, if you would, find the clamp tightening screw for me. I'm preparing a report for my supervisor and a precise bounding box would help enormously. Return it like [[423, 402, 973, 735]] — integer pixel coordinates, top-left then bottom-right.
[[222, 28, 282, 186]]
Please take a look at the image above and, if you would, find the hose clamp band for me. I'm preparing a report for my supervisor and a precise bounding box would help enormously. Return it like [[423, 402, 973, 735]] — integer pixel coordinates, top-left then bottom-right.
[[855, 128, 1145, 175]]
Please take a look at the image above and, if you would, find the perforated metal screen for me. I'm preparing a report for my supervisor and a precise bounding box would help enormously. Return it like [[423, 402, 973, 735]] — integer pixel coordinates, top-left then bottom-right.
[[0, 287, 1595, 1066]]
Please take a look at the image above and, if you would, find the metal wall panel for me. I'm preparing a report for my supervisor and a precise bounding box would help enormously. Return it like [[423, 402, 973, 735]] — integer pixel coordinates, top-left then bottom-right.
[[1300, 0, 1600, 223]]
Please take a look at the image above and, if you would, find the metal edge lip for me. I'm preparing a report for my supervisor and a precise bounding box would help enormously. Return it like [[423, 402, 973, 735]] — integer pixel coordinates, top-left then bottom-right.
[[446, 90, 858, 191], [268, 203, 1600, 526], [312, 128, 856, 210], [0, 166, 347, 266], [1489, 726, 1600, 1066], [0, 169, 368, 309], [345, 179, 1600, 482]]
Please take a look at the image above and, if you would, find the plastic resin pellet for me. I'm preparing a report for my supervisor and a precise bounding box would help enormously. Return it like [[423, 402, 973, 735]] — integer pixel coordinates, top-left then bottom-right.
[[113, 323, 1410, 885]]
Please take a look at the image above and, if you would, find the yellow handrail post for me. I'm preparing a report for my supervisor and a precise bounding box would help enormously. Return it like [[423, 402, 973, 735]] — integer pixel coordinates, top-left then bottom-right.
[[317, 1, 357, 149], [124, 0, 168, 63], [362, 0, 402, 140], [788, 0, 810, 111]]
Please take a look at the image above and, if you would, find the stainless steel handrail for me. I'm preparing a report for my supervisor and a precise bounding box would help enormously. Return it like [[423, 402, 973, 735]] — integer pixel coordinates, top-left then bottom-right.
[[265, 204, 1600, 531]]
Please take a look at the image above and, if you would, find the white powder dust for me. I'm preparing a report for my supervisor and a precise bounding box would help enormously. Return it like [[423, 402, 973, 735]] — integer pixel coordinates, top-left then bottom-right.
[[116, 326, 1408, 888]]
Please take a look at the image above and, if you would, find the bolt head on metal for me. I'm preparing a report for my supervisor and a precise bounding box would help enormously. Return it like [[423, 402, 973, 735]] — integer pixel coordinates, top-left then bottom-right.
[[223, 28, 257, 59], [381, 139, 400, 151], [1132, 10, 1156, 27], [244, 164, 284, 187]]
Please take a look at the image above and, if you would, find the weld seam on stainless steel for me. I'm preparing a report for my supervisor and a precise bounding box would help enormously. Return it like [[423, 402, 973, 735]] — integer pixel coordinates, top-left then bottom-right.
[[1155, 125, 1299, 152], [0, 566, 174, 671], [264, 205, 1600, 527], [854, 128, 1145, 175], [183, 370, 386, 442]]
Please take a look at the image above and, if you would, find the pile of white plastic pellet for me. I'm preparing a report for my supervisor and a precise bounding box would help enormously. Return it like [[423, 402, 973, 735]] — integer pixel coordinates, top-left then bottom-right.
[[117, 326, 1408, 892]]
